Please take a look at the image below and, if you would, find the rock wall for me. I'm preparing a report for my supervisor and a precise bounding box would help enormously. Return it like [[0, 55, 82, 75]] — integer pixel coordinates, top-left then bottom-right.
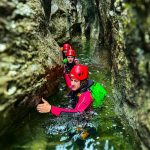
[[0, 0, 63, 135], [109, 1, 150, 150]]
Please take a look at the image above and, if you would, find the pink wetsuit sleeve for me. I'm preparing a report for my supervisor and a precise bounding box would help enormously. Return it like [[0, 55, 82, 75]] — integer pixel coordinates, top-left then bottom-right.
[[51, 91, 93, 116], [64, 73, 72, 90]]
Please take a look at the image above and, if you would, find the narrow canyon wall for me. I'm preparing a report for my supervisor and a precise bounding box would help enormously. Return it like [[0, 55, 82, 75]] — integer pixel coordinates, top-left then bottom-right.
[[0, 0, 63, 135], [109, 1, 150, 149]]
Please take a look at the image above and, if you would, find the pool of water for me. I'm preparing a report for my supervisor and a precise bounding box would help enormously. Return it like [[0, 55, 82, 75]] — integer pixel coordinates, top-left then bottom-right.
[[0, 47, 140, 150]]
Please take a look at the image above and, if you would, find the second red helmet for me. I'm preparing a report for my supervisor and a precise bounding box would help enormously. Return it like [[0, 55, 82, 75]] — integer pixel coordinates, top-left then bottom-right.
[[70, 64, 88, 81], [63, 43, 71, 51], [66, 49, 76, 57]]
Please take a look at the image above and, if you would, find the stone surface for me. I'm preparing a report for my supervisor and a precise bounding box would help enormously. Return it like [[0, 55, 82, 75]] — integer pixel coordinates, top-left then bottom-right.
[[109, 1, 150, 149], [0, 0, 63, 135]]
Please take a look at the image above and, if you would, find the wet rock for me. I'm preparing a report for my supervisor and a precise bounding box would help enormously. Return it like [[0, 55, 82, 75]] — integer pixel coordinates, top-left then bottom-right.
[[6, 84, 17, 96], [0, 43, 7, 52], [0, 0, 63, 135], [110, 1, 150, 149]]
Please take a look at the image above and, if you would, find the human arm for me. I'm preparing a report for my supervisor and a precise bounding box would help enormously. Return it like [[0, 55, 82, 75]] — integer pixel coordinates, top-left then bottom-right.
[[51, 91, 93, 116], [63, 73, 72, 90]]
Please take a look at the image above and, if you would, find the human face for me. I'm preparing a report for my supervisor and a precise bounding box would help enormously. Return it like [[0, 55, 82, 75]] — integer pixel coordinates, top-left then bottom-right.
[[67, 56, 74, 63], [71, 78, 80, 91]]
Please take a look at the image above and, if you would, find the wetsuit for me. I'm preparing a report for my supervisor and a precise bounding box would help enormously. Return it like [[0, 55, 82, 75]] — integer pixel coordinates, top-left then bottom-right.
[[64, 61, 76, 74], [50, 80, 94, 116], [64, 60, 79, 90], [64, 73, 72, 90]]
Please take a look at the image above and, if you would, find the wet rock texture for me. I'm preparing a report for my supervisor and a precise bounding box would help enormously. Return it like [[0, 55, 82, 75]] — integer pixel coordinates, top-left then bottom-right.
[[0, 0, 63, 135], [109, 1, 150, 150]]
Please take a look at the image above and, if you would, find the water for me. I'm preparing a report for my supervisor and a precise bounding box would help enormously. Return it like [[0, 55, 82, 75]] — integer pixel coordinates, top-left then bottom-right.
[[0, 46, 140, 150]]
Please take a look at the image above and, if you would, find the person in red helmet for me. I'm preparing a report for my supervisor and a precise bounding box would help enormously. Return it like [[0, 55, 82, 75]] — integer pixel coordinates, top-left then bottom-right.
[[36, 64, 94, 116], [64, 49, 79, 90], [64, 49, 77, 73], [60, 43, 71, 59]]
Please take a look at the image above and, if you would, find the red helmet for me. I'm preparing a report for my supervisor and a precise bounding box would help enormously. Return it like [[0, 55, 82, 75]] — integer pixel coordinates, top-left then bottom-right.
[[66, 49, 76, 57], [63, 43, 71, 51], [70, 65, 88, 81]]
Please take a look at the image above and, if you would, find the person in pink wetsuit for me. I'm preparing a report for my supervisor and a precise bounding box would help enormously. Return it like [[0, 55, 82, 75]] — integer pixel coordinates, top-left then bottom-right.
[[36, 64, 93, 116], [64, 49, 79, 90]]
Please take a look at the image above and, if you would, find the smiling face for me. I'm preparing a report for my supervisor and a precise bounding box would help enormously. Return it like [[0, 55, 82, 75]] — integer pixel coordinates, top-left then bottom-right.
[[71, 78, 81, 91], [67, 56, 74, 63]]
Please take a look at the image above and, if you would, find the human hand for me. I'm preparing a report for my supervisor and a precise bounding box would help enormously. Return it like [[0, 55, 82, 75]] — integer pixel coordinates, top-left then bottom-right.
[[36, 98, 51, 113]]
